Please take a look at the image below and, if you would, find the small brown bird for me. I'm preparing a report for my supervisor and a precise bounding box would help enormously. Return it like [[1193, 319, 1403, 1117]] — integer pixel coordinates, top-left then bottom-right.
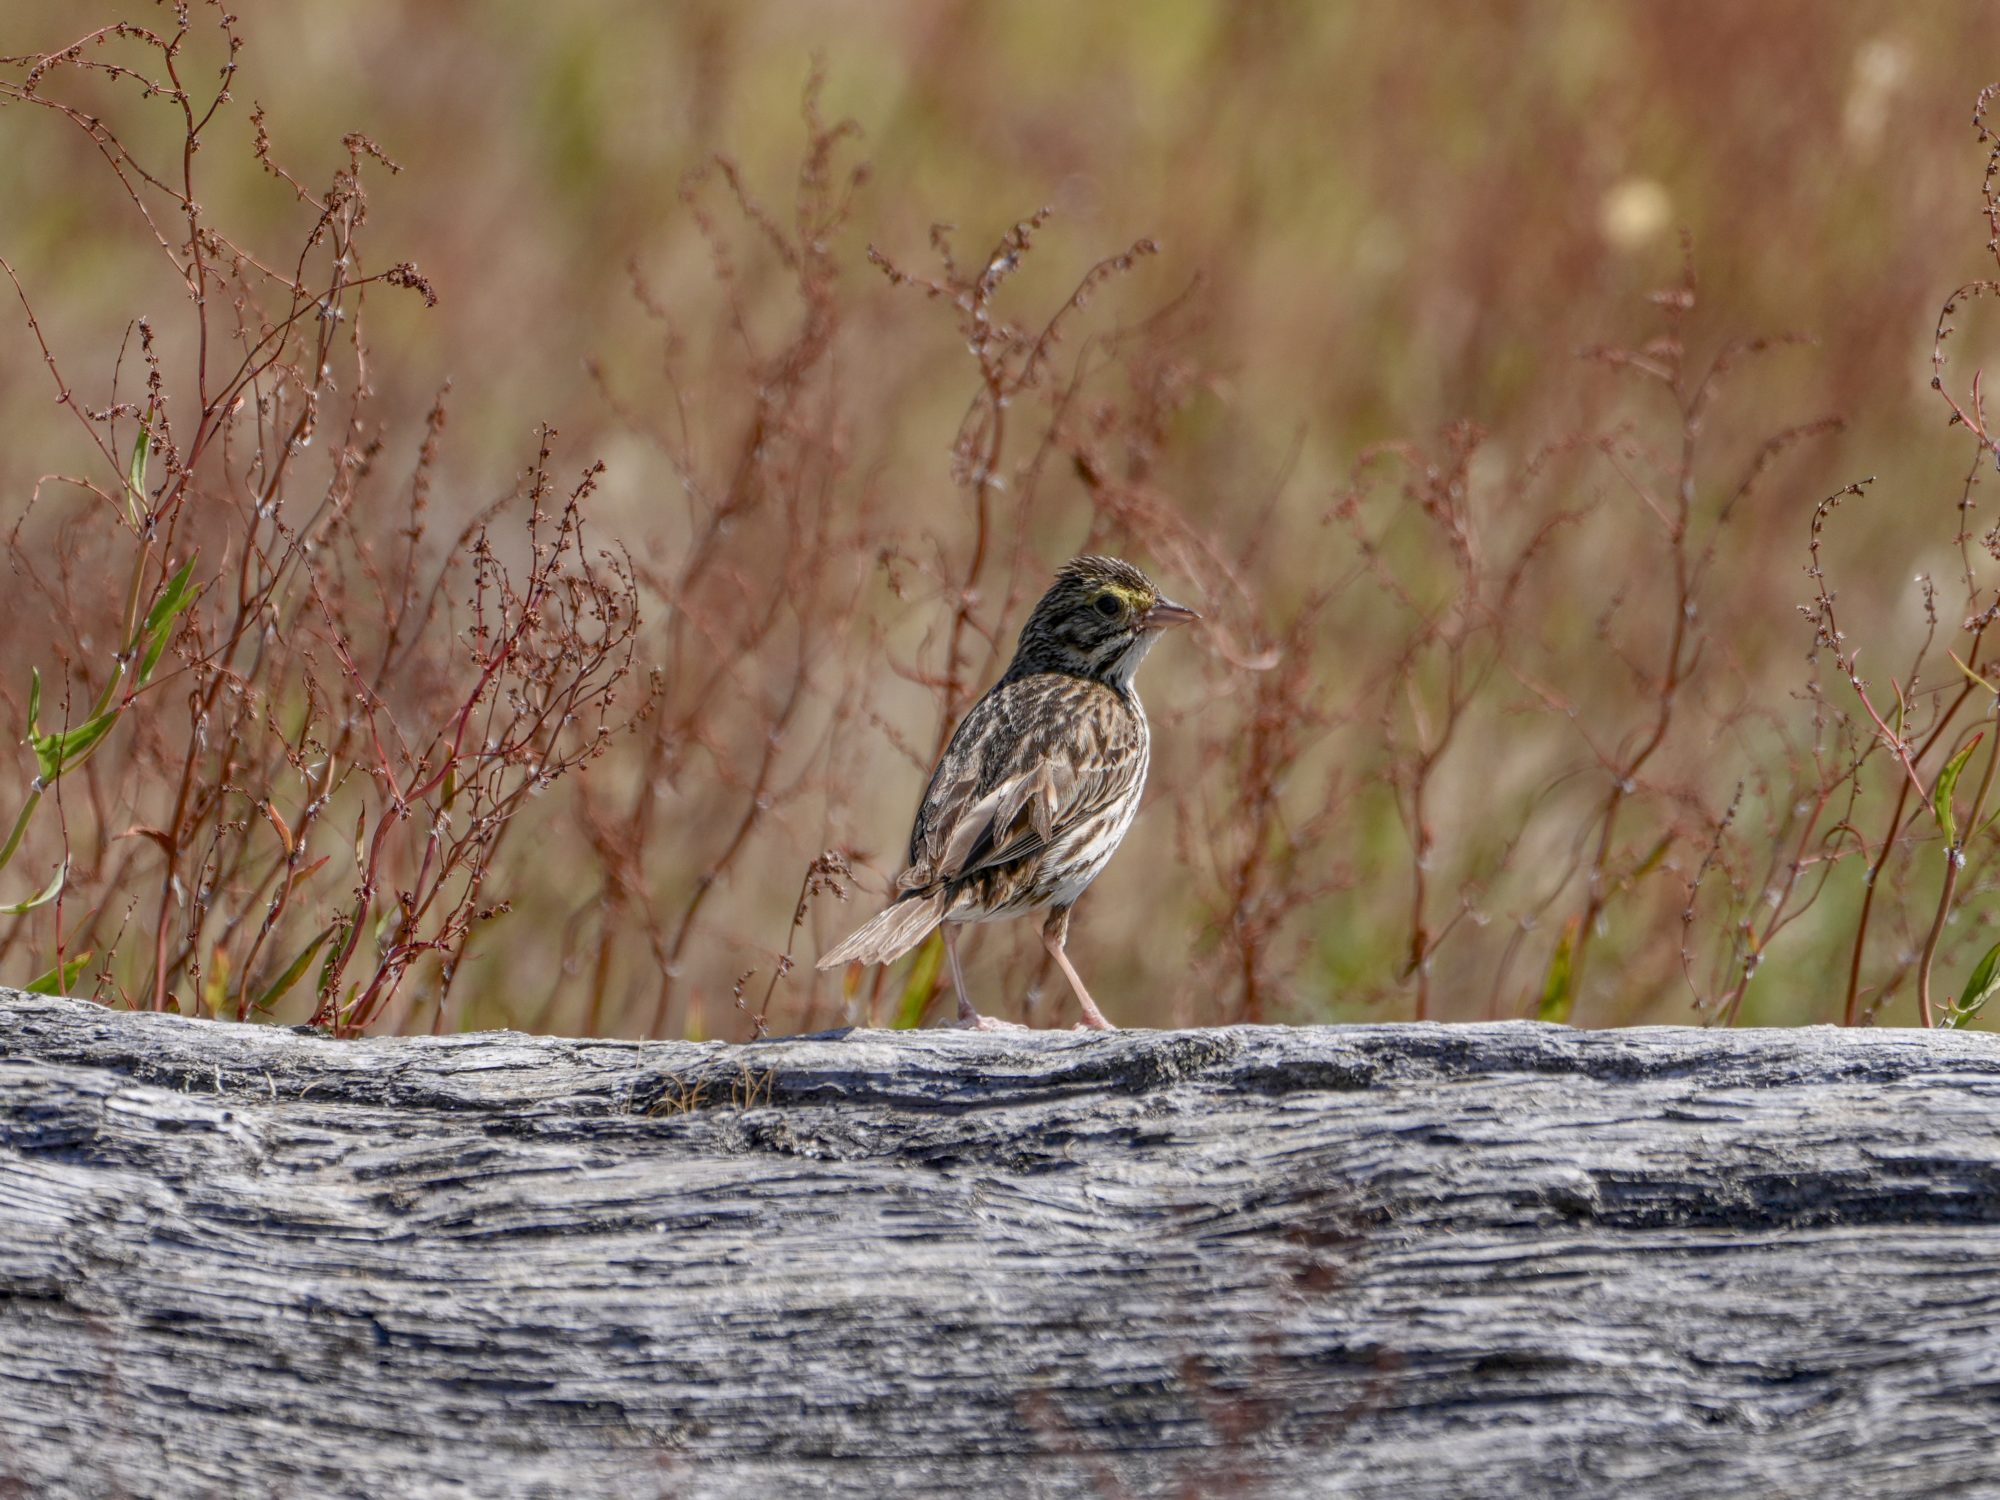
[[819, 556, 1198, 1030]]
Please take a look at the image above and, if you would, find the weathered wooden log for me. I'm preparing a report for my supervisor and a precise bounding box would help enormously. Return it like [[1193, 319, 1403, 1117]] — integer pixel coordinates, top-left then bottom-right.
[[4, 992, 1999, 1498]]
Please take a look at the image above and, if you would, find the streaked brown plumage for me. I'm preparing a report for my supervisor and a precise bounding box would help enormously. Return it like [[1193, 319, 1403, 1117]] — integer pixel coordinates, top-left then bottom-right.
[[818, 556, 1197, 1029]]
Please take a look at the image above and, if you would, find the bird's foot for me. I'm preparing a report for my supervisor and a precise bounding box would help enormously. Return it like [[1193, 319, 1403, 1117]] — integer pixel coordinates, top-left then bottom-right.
[[953, 1011, 1030, 1032], [1071, 1018, 1118, 1033]]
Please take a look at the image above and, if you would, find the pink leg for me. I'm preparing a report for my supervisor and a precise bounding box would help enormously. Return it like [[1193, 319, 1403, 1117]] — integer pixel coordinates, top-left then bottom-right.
[[1043, 906, 1115, 1031]]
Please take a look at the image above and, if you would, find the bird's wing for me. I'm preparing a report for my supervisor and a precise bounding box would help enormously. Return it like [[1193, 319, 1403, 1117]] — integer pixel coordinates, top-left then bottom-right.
[[905, 675, 1138, 888]]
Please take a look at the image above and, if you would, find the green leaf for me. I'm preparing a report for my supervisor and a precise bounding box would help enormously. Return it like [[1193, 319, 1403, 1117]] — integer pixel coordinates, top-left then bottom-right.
[[32, 708, 120, 782], [24, 659, 133, 783], [138, 555, 199, 684], [1946, 940, 2000, 1029], [893, 930, 945, 1029], [0, 862, 65, 916], [140, 554, 197, 639], [251, 926, 334, 1014], [1537, 917, 1579, 1024], [1933, 734, 1983, 847], [24, 950, 92, 996], [28, 730, 58, 784], [125, 421, 150, 525]]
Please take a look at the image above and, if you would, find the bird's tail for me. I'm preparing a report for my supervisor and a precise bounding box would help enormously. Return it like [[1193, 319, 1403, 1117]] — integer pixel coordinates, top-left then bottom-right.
[[816, 888, 950, 970]]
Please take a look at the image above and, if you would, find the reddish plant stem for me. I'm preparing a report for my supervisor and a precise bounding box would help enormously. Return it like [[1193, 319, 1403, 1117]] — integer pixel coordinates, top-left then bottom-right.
[[1843, 682, 1977, 1025]]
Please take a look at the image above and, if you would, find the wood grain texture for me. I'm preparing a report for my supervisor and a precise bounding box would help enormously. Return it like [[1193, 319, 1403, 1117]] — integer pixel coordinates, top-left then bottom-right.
[[4, 992, 2000, 1498]]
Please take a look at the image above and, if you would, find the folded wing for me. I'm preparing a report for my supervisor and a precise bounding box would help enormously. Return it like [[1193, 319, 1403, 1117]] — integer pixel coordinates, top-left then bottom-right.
[[905, 676, 1138, 890]]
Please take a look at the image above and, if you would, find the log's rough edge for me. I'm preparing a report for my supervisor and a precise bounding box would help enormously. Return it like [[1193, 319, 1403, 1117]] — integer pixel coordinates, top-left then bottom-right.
[[4, 992, 2000, 1500]]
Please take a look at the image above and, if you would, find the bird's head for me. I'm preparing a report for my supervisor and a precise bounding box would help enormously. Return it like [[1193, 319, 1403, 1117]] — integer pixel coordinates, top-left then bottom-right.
[[1009, 555, 1199, 689]]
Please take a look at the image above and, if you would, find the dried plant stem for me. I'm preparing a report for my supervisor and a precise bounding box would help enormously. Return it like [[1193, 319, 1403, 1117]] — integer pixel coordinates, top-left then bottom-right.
[[1842, 681, 1978, 1025]]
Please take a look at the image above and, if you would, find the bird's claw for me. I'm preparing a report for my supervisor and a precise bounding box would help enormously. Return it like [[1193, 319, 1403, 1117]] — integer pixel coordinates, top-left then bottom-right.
[[954, 1012, 1030, 1032]]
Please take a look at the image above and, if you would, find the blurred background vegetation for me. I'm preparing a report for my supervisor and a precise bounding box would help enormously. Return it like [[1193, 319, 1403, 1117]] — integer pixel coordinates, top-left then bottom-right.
[[5, 0, 2000, 1034]]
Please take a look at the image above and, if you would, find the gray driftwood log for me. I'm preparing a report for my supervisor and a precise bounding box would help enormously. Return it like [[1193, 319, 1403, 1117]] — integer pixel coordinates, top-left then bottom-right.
[[4, 993, 2000, 1499]]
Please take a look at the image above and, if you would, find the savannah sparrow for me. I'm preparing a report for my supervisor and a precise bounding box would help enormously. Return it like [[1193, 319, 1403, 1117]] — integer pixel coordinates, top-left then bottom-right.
[[818, 556, 1198, 1030]]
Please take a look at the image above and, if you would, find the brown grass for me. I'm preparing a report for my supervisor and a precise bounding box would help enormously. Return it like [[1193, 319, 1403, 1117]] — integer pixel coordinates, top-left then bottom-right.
[[5, 3, 2000, 1034]]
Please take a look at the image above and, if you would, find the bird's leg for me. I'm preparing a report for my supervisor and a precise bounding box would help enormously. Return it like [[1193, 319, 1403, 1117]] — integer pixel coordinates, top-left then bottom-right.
[[945, 924, 1024, 1032], [944, 924, 977, 1024], [1043, 905, 1116, 1031]]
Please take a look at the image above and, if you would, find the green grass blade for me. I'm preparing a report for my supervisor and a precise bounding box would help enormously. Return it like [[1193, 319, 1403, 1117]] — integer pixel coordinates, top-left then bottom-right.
[[893, 931, 944, 1029], [1537, 917, 1578, 1024], [251, 926, 335, 1014]]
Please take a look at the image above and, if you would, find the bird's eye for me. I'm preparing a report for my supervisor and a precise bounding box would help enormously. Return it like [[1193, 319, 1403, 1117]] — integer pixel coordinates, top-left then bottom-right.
[[1094, 594, 1121, 619]]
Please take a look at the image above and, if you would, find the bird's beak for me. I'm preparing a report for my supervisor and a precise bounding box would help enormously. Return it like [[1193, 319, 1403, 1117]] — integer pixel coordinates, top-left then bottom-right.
[[1143, 596, 1200, 631]]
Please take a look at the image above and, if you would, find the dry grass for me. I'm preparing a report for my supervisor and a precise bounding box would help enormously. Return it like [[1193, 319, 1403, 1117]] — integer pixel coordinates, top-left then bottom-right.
[[4, 2, 2000, 1034]]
